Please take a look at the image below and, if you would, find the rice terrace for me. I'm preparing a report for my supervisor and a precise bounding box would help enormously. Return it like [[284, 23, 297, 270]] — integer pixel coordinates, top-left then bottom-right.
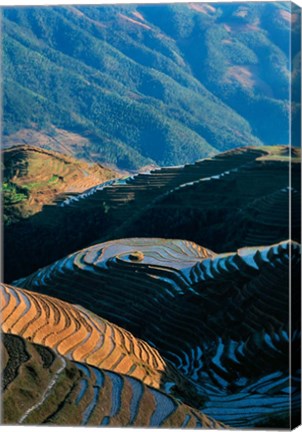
[[1, 1, 301, 429]]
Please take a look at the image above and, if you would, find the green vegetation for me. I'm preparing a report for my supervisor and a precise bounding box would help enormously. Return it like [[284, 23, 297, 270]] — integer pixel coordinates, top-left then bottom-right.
[[2, 182, 29, 226], [2, 182, 29, 204], [2, 146, 118, 226], [22, 175, 60, 191], [3, 3, 298, 169]]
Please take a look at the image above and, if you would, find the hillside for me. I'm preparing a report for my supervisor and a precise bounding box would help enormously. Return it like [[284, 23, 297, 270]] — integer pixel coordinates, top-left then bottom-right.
[[3, 145, 119, 225], [2, 333, 222, 427], [1, 283, 196, 402], [3, 146, 300, 282], [2, 146, 301, 427], [13, 239, 301, 427], [114, 146, 301, 250], [3, 2, 300, 169], [1, 2, 301, 428]]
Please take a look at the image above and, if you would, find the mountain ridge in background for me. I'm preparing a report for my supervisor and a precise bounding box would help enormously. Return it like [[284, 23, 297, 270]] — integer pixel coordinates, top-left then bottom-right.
[[3, 2, 300, 169], [1, 2, 301, 428]]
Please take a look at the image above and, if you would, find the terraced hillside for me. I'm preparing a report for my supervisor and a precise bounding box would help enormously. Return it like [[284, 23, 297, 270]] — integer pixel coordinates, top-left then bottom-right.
[[0, 283, 192, 398], [5, 145, 300, 282], [14, 238, 301, 427], [2, 3, 301, 427], [3, 145, 119, 225], [2, 334, 223, 427], [113, 146, 301, 250], [2, 147, 301, 426]]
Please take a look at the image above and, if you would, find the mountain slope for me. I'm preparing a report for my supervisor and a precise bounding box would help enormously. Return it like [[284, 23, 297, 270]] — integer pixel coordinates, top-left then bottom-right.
[[3, 2, 299, 169], [3, 145, 119, 225], [2, 333, 223, 427], [114, 146, 301, 250], [0, 283, 188, 396], [3, 146, 300, 282], [13, 239, 301, 427]]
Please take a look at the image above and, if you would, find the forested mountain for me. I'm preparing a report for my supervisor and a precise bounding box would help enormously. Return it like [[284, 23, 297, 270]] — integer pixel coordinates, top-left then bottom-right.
[[2, 2, 300, 169]]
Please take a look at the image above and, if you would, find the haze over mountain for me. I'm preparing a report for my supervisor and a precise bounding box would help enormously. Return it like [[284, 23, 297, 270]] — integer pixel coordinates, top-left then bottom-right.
[[3, 2, 300, 169]]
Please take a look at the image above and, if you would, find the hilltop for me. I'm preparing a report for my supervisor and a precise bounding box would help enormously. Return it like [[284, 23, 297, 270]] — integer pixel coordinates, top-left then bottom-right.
[[12, 239, 301, 427], [3, 2, 301, 169], [3, 145, 300, 282], [1, 283, 196, 401], [1, 2, 301, 426], [3, 145, 119, 225], [114, 145, 301, 251], [1, 145, 300, 427]]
